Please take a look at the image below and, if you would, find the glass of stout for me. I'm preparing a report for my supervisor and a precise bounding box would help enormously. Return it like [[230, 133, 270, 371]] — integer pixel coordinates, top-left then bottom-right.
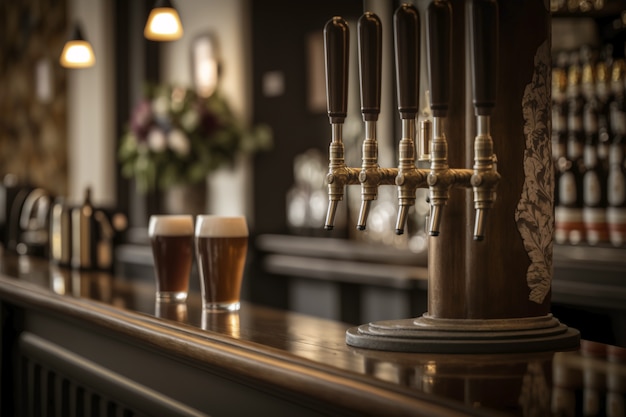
[[195, 215, 248, 311], [148, 215, 194, 302]]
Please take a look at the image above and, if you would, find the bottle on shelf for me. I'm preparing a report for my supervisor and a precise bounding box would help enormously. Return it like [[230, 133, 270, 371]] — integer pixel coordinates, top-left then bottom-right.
[[595, 59, 612, 174], [582, 98, 609, 245], [71, 186, 95, 269], [552, 64, 568, 222], [555, 53, 587, 245], [607, 59, 626, 247]]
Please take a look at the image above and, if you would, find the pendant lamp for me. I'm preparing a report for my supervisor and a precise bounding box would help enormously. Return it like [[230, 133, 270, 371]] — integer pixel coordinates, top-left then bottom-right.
[[144, 0, 183, 41], [60, 22, 96, 68]]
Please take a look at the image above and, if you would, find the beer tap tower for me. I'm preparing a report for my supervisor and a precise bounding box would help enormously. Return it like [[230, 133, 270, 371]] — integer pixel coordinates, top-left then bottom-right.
[[324, 0, 580, 353]]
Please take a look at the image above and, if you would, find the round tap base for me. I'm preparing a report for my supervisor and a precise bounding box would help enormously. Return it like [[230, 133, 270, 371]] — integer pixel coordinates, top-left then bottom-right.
[[346, 314, 580, 354]]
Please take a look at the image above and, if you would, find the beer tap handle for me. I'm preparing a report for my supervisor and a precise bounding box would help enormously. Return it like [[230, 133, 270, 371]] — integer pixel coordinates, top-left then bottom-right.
[[325, 16, 349, 124], [469, 0, 499, 241], [324, 16, 350, 231], [393, 3, 420, 235], [358, 12, 382, 122], [394, 3, 420, 120], [469, 0, 498, 117], [426, 0, 451, 119], [356, 12, 382, 231]]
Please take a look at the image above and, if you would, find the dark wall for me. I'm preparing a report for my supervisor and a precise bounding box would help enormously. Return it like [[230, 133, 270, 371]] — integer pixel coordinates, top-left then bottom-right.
[[251, 0, 363, 235], [114, 0, 162, 235]]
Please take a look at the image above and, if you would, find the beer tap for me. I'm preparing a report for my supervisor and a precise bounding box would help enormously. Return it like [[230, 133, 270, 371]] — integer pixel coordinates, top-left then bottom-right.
[[323, 16, 359, 230], [469, 0, 500, 241], [394, 3, 427, 235], [356, 12, 390, 231], [425, 0, 464, 237]]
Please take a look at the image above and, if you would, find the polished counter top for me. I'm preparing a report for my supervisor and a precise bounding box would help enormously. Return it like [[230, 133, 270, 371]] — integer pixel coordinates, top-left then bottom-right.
[[1, 250, 625, 417]]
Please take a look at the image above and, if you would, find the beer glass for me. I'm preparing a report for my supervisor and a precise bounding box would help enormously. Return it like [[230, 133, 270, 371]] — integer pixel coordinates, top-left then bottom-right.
[[148, 215, 194, 302], [195, 215, 248, 311]]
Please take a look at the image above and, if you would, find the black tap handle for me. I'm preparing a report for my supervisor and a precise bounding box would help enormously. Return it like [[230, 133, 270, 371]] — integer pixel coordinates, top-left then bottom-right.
[[469, 0, 498, 115], [324, 16, 350, 124], [358, 12, 382, 122], [426, 0, 452, 118], [393, 3, 420, 120]]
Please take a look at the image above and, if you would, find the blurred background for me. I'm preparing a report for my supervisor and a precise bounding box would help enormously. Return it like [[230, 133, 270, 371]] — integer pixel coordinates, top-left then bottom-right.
[[1, 0, 625, 346]]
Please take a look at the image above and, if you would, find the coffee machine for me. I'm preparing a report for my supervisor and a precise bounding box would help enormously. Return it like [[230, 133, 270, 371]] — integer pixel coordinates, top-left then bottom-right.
[[0, 175, 52, 257]]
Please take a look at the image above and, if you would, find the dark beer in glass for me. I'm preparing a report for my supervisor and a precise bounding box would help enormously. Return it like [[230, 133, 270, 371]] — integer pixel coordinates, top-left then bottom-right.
[[195, 215, 248, 311], [149, 215, 194, 302]]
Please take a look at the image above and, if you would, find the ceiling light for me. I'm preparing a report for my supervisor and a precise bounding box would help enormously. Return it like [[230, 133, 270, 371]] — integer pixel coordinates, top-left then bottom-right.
[[144, 0, 183, 41], [60, 22, 96, 69]]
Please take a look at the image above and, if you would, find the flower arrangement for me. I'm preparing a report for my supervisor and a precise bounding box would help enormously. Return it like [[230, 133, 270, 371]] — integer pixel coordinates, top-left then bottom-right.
[[118, 84, 272, 192]]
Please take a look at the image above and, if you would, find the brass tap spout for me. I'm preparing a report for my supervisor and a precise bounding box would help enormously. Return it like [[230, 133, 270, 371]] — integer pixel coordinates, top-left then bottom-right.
[[395, 118, 427, 234], [326, 124, 359, 230], [471, 115, 499, 240], [427, 116, 453, 236], [357, 121, 396, 230], [357, 121, 376, 230]]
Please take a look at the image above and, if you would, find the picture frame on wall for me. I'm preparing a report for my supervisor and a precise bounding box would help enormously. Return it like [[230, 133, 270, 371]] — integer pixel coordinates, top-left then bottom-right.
[[191, 32, 221, 98]]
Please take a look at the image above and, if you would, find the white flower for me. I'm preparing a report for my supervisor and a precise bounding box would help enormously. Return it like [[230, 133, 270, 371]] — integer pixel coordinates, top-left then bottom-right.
[[168, 129, 190, 156], [180, 109, 199, 131], [152, 95, 169, 118], [170, 87, 186, 112], [147, 128, 167, 152]]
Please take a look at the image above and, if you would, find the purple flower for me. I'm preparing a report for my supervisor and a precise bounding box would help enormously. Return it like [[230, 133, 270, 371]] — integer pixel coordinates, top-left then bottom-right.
[[198, 102, 221, 136], [130, 99, 153, 141]]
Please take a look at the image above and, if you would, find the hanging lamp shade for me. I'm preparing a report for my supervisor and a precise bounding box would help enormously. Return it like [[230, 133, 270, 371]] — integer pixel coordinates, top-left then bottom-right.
[[144, 0, 183, 41], [60, 22, 96, 68]]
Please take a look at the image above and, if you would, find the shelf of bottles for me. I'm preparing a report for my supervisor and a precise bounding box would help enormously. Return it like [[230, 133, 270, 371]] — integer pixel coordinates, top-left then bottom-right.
[[552, 42, 626, 248]]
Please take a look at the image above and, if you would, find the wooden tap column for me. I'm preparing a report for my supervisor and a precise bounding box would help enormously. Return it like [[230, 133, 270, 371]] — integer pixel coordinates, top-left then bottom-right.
[[464, 0, 553, 319], [432, 0, 554, 320], [427, 0, 468, 320]]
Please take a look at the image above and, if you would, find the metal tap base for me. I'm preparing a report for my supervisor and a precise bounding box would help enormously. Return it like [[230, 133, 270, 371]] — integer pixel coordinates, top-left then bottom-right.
[[346, 314, 580, 354]]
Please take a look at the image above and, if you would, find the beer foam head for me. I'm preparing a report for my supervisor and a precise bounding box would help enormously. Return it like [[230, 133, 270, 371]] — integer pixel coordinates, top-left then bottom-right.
[[149, 215, 194, 236], [195, 215, 248, 237]]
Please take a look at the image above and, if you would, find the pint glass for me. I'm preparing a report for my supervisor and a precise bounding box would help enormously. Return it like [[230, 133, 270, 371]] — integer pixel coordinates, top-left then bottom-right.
[[195, 215, 248, 311], [148, 215, 194, 302]]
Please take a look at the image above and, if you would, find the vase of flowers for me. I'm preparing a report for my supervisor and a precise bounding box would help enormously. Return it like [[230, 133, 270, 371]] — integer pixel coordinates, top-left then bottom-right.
[[118, 84, 272, 213]]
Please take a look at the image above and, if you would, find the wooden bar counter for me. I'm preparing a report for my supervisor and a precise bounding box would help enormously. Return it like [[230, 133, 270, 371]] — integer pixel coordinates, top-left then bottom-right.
[[0, 251, 624, 417]]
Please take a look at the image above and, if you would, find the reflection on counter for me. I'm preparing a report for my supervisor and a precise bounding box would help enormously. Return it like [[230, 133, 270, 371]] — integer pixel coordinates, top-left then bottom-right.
[[201, 311, 240, 338], [354, 340, 626, 417], [155, 300, 188, 323], [552, 341, 626, 417], [0, 252, 132, 312]]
